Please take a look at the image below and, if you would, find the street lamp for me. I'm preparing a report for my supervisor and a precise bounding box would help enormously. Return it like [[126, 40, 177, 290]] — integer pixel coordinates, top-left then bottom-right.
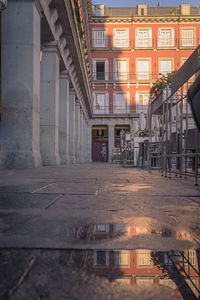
[[0, 0, 7, 11]]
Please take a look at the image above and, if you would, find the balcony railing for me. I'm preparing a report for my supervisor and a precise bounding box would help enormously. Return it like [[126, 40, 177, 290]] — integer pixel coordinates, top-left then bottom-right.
[[93, 105, 148, 114], [91, 38, 199, 50], [93, 72, 160, 81]]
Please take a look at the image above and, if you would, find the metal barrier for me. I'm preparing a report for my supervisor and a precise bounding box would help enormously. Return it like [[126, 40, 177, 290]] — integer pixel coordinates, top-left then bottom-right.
[[147, 46, 200, 185]]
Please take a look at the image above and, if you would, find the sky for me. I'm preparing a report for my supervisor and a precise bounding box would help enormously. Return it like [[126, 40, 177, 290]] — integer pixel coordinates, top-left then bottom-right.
[[93, 0, 199, 7]]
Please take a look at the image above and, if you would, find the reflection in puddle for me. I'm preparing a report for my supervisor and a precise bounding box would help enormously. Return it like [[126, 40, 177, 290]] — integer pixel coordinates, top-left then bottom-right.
[[67, 222, 193, 243], [60, 248, 200, 299]]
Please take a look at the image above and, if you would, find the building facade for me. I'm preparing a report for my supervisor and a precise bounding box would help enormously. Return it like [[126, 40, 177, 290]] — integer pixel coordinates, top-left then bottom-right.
[[0, 0, 92, 168], [89, 4, 200, 162]]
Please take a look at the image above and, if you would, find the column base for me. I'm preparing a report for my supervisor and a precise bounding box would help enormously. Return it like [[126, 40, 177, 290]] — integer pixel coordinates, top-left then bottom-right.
[[41, 153, 60, 166], [0, 149, 42, 168], [59, 153, 70, 165], [69, 155, 76, 164]]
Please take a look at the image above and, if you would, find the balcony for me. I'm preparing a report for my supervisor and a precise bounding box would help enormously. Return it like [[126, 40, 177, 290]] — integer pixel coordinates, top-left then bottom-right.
[[93, 104, 148, 115], [92, 72, 159, 82], [91, 38, 199, 50], [179, 38, 199, 49]]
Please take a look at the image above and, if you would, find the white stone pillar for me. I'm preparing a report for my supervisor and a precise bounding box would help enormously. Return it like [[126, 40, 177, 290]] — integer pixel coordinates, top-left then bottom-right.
[[0, 0, 42, 168], [40, 41, 60, 166], [79, 108, 84, 163], [69, 89, 76, 163], [75, 100, 80, 163], [87, 122, 92, 162], [59, 71, 70, 164], [108, 124, 115, 162]]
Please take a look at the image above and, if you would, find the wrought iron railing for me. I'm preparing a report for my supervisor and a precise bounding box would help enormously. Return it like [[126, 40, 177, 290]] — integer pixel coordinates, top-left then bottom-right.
[[91, 38, 199, 49], [92, 72, 160, 81], [93, 105, 148, 114]]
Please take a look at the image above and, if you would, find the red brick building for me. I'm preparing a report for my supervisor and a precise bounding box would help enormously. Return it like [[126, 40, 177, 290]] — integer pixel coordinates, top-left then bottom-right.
[[88, 3, 200, 162]]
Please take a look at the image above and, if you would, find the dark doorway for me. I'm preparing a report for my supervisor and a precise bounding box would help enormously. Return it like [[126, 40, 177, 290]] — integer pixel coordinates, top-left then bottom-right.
[[92, 126, 108, 162], [96, 62, 105, 80]]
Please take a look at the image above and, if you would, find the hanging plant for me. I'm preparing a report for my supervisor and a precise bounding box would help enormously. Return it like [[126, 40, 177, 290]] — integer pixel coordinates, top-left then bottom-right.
[[150, 71, 176, 99]]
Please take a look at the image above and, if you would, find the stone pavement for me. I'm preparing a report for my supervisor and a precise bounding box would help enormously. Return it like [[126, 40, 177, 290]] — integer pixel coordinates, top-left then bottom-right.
[[0, 163, 200, 299]]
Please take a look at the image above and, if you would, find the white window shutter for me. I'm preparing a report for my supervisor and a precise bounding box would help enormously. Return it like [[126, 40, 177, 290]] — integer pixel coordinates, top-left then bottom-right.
[[93, 60, 96, 80], [113, 30, 116, 47], [105, 59, 108, 80], [149, 28, 152, 47], [106, 93, 109, 113], [113, 92, 116, 112], [127, 92, 130, 105], [93, 31, 97, 47], [171, 28, 174, 46]]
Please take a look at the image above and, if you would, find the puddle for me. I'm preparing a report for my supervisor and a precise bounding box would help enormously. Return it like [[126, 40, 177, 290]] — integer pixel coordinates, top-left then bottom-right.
[[66, 221, 194, 243], [58, 247, 200, 299]]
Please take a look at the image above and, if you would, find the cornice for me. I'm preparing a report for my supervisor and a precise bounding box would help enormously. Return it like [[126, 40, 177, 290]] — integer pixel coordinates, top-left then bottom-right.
[[90, 16, 200, 24]]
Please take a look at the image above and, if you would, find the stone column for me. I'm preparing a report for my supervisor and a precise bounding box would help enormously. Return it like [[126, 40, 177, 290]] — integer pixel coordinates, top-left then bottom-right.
[[0, 0, 42, 168], [69, 89, 76, 163], [79, 108, 84, 163], [40, 41, 60, 166], [87, 121, 92, 163], [59, 71, 70, 164], [75, 100, 80, 163], [108, 124, 115, 162]]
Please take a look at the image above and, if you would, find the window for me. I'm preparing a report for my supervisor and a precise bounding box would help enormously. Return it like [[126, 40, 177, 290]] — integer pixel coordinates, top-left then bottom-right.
[[137, 59, 150, 80], [136, 93, 149, 112], [93, 224, 109, 233], [93, 29, 107, 47], [114, 251, 130, 267], [113, 92, 130, 114], [113, 29, 129, 48], [114, 59, 128, 80], [181, 29, 194, 47], [136, 250, 152, 267], [135, 28, 152, 48], [158, 28, 174, 47], [93, 93, 109, 114], [159, 59, 173, 76], [92, 59, 108, 80], [93, 250, 109, 267]]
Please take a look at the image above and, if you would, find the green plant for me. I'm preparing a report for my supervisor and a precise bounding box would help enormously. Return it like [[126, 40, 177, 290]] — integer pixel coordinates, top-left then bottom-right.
[[135, 128, 155, 137], [150, 71, 176, 99]]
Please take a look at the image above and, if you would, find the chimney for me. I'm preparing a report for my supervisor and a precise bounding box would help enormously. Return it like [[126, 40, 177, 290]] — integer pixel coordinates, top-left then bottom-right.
[[137, 4, 147, 16], [180, 4, 190, 15]]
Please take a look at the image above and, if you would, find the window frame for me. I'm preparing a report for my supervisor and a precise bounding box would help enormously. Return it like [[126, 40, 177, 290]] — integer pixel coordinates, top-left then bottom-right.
[[135, 92, 149, 113], [157, 27, 175, 48], [180, 27, 195, 48], [136, 58, 151, 81], [159, 58, 174, 76], [93, 250, 109, 267], [113, 58, 129, 80], [92, 28, 108, 48], [114, 250, 130, 268], [113, 28, 129, 48], [113, 92, 130, 114], [135, 27, 152, 48], [93, 92, 109, 114], [92, 58, 109, 80]]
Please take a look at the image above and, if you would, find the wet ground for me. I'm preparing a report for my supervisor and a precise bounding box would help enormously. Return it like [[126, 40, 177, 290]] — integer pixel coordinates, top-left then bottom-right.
[[0, 163, 200, 299]]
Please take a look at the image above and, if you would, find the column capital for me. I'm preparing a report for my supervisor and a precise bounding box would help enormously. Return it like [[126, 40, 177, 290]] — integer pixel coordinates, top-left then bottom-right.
[[69, 88, 75, 95], [60, 70, 69, 80], [75, 99, 80, 106], [42, 41, 60, 58]]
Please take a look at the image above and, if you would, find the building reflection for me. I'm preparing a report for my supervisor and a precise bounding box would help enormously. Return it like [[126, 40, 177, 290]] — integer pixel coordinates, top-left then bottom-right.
[[66, 223, 200, 299]]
